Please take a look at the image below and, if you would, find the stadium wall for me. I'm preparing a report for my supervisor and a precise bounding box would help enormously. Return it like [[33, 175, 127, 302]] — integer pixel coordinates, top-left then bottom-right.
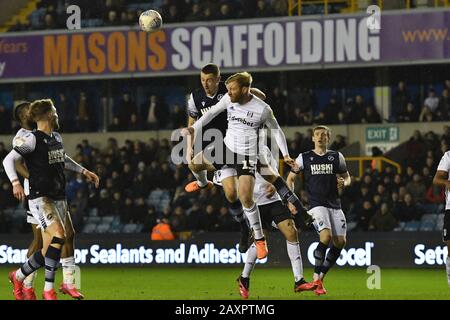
[[0, 232, 446, 268], [1, 121, 447, 156]]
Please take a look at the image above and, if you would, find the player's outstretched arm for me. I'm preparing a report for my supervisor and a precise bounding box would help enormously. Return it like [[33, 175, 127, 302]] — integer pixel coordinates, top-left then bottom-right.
[[2, 150, 25, 201], [263, 107, 291, 163], [250, 87, 266, 100], [64, 155, 100, 188]]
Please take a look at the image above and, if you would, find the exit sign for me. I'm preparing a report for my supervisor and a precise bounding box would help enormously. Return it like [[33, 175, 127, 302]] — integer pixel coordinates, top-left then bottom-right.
[[366, 127, 399, 142]]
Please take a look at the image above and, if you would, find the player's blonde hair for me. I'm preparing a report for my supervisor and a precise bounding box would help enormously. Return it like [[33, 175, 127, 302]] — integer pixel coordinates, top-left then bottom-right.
[[225, 72, 253, 88], [313, 125, 332, 138], [29, 99, 54, 122]]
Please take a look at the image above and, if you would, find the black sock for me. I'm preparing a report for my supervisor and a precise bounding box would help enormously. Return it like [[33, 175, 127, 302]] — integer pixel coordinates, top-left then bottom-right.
[[313, 242, 328, 275], [321, 246, 342, 275], [45, 245, 62, 286], [273, 177, 303, 210], [20, 251, 45, 278], [229, 200, 247, 226]]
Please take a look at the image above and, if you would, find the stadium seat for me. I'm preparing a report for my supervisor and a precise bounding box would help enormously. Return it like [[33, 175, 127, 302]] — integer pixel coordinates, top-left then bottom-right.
[[96, 223, 111, 233], [435, 214, 445, 231], [88, 208, 98, 217], [404, 221, 420, 232], [86, 216, 101, 224], [82, 223, 97, 233], [419, 220, 435, 232], [421, 214, 437, 223], [393, 221, 406, 232], [122, 224, 137, 233], [347, 221, 357, 232], [101, 216, 115, 224]]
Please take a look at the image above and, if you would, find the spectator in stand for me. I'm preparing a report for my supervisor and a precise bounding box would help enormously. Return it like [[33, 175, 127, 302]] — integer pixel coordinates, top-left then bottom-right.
[[217, 3, 233, 20], [143, 206, 157, 232], [142, 95, 168, 130], [322, 96, 341, 124], [398, 102, 419, 122], [356, 200, 375, 231], [393, 193, 422, 222], [361, 106, 382, 123], [97, 189, 112, 217], [268, 87, 287, 125], [70, 190, 88, 230], [438, 89, 450, 120], [171, 206, 188, 232], [254, 0, 274, 18], [423, 88, 440, 116], [185, 3, 202, 22], [172, 104, 187, 128], [406, 174, 427, 204], [425, 184, 445, 205], [128, 113, 142, 131], [151, 218, 175, 240], [349, 95, 365, 123], [200, 204, 218, 231], [216, 207, 234, 231], [117, 92, 138, 130], [369, 203, 397, 231], [329, 135, 347, 150], [393, 81, 411, 120]]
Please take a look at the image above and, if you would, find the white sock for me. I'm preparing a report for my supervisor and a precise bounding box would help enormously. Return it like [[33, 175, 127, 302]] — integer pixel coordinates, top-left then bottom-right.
[[191, 169, 208, 187], [446, 256, 450, 286], [16, 269, 26, 282], [287, 240, 304, 282], [242, 243, 257, 278], [44, 281, 54, 291], [23, 271, 37, 289], [243, 203, 264, 240], [61, 256, 76, 287]]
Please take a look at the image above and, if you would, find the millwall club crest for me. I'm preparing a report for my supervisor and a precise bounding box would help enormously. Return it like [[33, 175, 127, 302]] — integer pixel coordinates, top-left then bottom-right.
[[217, 94, 223, 100], [328, 155, 334, 161]]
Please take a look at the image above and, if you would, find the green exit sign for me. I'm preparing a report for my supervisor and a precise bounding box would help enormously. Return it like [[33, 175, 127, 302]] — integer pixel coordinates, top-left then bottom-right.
[[366, 127, 399, 142]]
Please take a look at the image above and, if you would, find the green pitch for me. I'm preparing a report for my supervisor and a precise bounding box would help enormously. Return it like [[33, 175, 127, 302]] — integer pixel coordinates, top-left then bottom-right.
[[0, 267, 449, 300]]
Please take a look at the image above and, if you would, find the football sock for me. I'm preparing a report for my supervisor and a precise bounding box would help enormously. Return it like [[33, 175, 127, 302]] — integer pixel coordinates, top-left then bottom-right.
[[313, 242, 328, 280], [61, 256, 76, 287], [229, 200, 245, 223], [23, 271, 37, 289], [243, 203, 264, 240], [191, 169, 208, 188], [273, 177, 304, 212], [44, 245, 62, 291], [287, 240, 304, 282], [17, 251, 45, 281], [242, 243, 257, 278], [446, 256, 450, 286], [319, 246, 343, 280]]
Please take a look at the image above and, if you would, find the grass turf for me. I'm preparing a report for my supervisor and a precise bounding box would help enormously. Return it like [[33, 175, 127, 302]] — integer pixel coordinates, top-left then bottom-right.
[[0, 267, 449, 300]]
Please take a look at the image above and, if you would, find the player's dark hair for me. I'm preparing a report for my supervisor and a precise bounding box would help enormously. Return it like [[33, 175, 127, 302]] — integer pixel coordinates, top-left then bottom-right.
[[313, 125, 331, 138], [201, 63, 220, 76], [29, 99, 54, 122], [13, 101, 31, 122]]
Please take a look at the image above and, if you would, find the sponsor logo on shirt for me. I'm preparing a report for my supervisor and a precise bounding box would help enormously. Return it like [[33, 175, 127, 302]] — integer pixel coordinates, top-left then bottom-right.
[[48, 149, 65, 164], [228, 115, 254, 127], [310, 164, 334, 175]]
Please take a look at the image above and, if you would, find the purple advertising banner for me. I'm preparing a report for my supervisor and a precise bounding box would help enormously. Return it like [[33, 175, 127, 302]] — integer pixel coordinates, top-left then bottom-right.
[[0, 9, 449, 82]]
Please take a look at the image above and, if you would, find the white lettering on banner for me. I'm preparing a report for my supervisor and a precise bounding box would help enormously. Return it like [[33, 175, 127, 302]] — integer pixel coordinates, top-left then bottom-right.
[[336, 19, 357, 62], [213, 26, 233, 67], [307, 242, 374, 266], [169, 20, 380, 70], [192, 27, 212, 69], [414, 244, 448, 265], [0, 245, 28, 264], [171, 28, 190, 70], [286, 22, 300, 63], [0, 62, 6, 77], [233, 25, 247, 66], [248, 24, 263, 66], [323, 20, 334, 62], [301, 21, 322, 63], [359, 18, 380, 61], [264, 23, 284, 66]]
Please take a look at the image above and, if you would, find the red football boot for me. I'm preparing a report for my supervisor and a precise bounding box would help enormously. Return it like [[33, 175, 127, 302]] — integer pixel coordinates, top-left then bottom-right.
[[23, 287, 37, 300], [8, 271, 24, 300], [184, 181, 213, 193], [314, 279, 327, 296], [42, 289, 58, 300], [237, 276, 250, 299], [59, 283, 85, 300], [294, 278, 316, 292]]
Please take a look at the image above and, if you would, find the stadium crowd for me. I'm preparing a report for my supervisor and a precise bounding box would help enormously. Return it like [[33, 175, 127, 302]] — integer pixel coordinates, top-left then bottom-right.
[[0, 126, 448, 235], [2, 79, 450, 135], [9, 0, 348, 32]]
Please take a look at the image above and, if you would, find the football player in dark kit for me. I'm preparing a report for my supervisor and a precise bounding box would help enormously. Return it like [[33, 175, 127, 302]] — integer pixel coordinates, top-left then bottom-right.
[[3, 99, 99, 300], [184, 63, 267, 253], [287, 125, 351, 296]]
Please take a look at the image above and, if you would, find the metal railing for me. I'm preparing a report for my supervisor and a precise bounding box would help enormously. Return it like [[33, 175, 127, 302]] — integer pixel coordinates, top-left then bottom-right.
[[288, 0, 449, 16], [346, 156, 401, 178]]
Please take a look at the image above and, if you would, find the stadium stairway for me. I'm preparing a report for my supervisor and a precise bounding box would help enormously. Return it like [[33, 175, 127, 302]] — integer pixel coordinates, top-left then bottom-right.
[[0, 0, 39, 33]]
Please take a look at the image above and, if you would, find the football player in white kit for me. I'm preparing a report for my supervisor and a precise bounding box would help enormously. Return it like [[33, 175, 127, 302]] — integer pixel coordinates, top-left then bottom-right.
[[287, 126, 351, 295], [10, 101, 42, 299], [214, 146, 310, 299], [432, 152, 450, 287], [182, 72, 298, 261]]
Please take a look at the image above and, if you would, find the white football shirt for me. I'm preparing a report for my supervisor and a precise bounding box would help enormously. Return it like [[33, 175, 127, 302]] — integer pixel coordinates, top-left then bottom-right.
[[437, 151, 450, 210], [12, 128, 32, 196]]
